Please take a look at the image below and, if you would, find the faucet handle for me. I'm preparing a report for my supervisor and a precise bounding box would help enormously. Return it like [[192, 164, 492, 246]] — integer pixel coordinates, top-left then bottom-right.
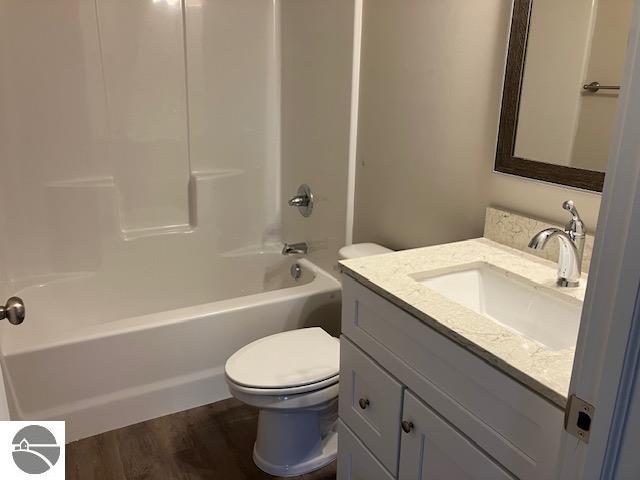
[[288, 184, 314, 217], [562, 200, 585, 236], [562, 200, 579, 217]]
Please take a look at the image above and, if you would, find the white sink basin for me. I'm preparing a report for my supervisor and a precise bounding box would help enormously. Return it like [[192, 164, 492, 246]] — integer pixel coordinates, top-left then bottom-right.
[[414, 262, 581, 351]]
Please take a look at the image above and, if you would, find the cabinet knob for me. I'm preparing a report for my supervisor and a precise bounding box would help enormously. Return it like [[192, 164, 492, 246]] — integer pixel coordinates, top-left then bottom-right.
[[401, 420, 414, 433], [358, 398, 370, 410]]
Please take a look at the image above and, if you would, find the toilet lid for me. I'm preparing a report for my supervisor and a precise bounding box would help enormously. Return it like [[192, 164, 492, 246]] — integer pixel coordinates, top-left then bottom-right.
[[225, 328, 340, 389]]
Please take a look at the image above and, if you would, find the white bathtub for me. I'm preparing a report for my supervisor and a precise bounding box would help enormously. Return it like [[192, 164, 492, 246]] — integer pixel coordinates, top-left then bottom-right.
[[0, 253, 341, 441]]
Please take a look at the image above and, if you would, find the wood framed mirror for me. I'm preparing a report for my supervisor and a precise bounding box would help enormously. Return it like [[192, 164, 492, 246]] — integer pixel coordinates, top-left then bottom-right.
[[495, 0, 632, 192]]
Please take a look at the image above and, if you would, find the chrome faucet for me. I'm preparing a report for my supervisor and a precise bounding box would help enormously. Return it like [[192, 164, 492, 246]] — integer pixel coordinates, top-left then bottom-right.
[[282, 242, 309, 256], [288, 184, 314, 217], [288, 195, 311, 208], [528, 200, 585, 287]]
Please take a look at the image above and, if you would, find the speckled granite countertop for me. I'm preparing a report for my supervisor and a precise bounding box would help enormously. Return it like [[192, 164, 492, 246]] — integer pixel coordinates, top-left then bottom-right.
[[339, 237, 586, 409]]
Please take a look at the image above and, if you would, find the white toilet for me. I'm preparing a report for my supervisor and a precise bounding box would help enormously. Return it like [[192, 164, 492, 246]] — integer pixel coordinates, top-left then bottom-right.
[[225, 242, 391, 476]]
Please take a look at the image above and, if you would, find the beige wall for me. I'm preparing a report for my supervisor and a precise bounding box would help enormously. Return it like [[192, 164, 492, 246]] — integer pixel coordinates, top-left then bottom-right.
[[354, 0, 508, 249], [488, 174, 601, 229], [354, 0, 603, 251]]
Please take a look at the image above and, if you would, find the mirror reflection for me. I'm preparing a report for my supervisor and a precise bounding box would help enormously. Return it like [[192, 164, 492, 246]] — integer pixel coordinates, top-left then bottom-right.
[[514, 0, 632, 172]]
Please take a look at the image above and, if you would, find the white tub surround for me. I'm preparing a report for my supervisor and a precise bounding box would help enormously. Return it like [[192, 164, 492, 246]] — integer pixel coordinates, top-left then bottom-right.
[[340, 238, 585, 408]]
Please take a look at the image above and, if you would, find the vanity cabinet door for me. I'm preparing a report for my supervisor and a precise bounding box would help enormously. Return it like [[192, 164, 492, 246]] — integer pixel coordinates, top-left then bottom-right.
[[337, 420, 395, 480], [339, 337, 404, 474], [399, 391, 514, 480]]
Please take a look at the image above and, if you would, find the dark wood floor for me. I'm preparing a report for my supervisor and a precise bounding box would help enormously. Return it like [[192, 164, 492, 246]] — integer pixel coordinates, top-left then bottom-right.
[[66, 398, 336, 480]]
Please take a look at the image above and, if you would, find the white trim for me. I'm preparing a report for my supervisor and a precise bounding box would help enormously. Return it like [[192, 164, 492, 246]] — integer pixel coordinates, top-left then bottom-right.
[[270, 0, 282, 226], [600, 287, 640, 477], [558, 0, 640, 477], [345, 0, 363, 245]]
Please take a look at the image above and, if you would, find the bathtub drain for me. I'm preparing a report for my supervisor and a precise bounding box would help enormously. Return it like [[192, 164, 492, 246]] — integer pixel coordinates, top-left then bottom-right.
[[290, 263, 302, 281]]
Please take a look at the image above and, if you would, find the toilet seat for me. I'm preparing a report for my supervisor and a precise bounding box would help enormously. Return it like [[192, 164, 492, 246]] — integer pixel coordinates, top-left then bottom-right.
[[227, 373, 339, 396], [225, 327, 339, 391], [228, 380, 339, 411]]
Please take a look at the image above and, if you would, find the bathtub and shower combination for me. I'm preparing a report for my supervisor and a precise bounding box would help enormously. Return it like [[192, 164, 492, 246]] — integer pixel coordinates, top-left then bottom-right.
[[0, 0, 355, 449], [0, 241, 341, 441]]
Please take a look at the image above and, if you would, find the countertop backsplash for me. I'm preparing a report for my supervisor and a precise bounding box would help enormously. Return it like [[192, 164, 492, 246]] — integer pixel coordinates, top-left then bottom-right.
[[484, 207, 594, 273]]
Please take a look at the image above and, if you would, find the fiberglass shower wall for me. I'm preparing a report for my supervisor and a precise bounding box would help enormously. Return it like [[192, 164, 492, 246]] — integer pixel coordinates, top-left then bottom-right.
[[0, 0, 281, 288], [0, 0, 354, 292], [279, 0, 355, 276]]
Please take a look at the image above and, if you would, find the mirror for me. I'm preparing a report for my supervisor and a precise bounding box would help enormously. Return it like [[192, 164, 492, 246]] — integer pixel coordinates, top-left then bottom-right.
[[495, 0, 633, 191]]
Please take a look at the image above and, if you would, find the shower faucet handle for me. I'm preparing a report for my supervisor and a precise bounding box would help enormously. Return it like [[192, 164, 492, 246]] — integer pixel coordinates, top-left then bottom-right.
[[288, 184, 314, 217], [288, 195, 310, 207], [0, 296, 25, 325]]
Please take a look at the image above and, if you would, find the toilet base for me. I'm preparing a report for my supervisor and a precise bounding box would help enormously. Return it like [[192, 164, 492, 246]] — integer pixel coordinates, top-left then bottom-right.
[[252, 399, 338, 476], [253, 429, 337, 477]]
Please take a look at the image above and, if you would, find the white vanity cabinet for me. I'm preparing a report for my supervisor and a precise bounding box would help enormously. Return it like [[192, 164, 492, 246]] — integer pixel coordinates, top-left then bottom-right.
[[337, 275, 565, 480]]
